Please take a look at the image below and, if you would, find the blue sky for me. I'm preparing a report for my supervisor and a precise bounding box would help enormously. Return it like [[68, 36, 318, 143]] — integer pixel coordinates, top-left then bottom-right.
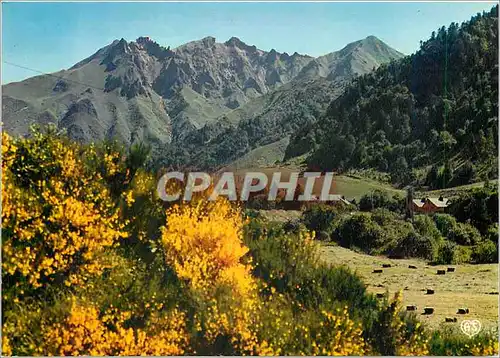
[[2, 1, 497, 84]]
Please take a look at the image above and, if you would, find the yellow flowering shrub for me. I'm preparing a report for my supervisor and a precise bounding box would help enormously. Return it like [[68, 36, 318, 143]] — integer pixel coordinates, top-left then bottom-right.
[[304, 308, 368, 356], [161, 200, 248, 290], [1, 131, 127, 292], [371, 291, 429, 356], [43, 298, 189, 356], [392, 296, 429, 356], [2, 332, 12, 357], [470, 337, 499, 356], [161, 199, 276, 355]]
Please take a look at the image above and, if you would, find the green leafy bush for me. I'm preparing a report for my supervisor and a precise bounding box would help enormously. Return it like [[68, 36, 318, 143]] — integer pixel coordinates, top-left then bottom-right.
[[433, 213, 458, 237], [413, 215, 443, 242], [486, 223, 498, 243], [301, 204, 339, 237], [336, 213, 385, 253], [448, 222, 482, 245], [336, 210, 414, 255], [359, 190, 403, 212], [434, 213, 483, 246], [434, 241, 457, 265], [471, 240, 498, 263], [453, 245, 473, 264], [390, 231, 437, 260]]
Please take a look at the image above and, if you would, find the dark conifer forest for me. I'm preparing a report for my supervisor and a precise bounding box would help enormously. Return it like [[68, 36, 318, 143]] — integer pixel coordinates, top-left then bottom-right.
[[287, 6, 498, 188]]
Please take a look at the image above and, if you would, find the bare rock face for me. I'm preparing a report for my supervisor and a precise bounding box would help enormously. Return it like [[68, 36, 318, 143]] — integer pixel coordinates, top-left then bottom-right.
[[53, 79, 69, 92], [151, 36, 314, 107]]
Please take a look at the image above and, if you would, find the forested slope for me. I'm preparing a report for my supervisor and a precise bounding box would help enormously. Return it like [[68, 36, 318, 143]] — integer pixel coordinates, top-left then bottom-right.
[[287, 6, 498, 188]]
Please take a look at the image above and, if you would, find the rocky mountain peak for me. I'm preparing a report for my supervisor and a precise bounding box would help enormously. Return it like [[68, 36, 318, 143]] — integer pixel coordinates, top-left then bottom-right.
[[201, 36, 216, 47], [134, 36, 174, 60], [364, 35, 380, 42], [225, 36, 258, 53], [225, 36, 244, 47], [136, 36, 154, 45]]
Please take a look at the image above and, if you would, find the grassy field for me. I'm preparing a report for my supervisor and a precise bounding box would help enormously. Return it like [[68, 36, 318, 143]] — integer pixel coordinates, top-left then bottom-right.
[[330, 175, 404, 201], [320, 244, 499, 330]]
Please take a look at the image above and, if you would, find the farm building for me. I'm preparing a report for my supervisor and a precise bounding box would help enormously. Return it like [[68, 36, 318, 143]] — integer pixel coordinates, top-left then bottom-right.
[[411, 197, 450, 213]]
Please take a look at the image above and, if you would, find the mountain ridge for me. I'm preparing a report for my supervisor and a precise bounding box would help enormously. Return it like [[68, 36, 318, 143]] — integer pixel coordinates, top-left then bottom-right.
[[2, 34, 404, 168]]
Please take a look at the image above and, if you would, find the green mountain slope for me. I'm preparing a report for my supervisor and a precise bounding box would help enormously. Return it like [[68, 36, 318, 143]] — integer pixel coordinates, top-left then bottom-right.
[[286, 6, 498, 189], [224, 136, 291, 171]]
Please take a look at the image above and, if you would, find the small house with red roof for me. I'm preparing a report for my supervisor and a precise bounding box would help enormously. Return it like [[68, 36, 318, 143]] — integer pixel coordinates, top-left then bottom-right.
[[411, 196, 450, 214]]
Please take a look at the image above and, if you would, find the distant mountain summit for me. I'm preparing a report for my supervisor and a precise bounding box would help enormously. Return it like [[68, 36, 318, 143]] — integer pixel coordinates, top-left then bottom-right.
[[296, 36, 404, 80], [2, 35, 403, 166]]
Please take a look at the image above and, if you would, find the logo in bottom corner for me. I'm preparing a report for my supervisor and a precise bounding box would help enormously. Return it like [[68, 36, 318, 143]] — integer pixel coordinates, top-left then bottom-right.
[[460, 319, 482, 337]]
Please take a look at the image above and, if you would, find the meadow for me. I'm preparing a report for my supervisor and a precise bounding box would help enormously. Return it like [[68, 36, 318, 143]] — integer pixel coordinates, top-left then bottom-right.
[[320, 244, 499, 330], [261, 209, 499, 330]]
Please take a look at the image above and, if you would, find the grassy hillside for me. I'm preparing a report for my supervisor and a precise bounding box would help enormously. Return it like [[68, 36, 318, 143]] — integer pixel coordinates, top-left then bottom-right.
[[420, 182, 487, 198], [329, 175, 403, 201], [224, 136, 290, 171]]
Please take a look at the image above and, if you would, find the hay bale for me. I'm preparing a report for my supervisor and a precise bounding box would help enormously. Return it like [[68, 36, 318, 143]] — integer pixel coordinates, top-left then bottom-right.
[[406, 305, 417, 311], [423, 307, 434, 315], [447, 267, 455, 272], [426, 289, 435, 295], [373, 269, 383, 274], [457, 308, 469, 314], [382, 263, 392, 268], [409, 265, 417, 269], [445, 317, 457, 322], [437, 270, 446, 275]]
